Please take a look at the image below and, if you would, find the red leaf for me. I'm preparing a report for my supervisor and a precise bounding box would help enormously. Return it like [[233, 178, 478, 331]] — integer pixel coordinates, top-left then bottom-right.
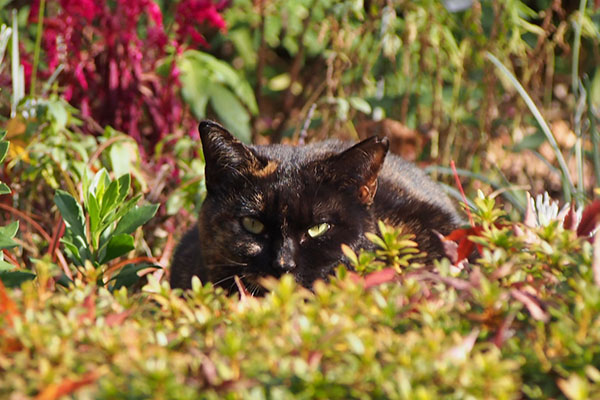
[[363, 268, 397, 289], [445, 226, 484, 261], [523, 192, 539, 228], [510, 289, 549, 322], [492, 311, 516, 348], [78, 293, 96, 324], [348, 268, 397, 289], [562, 202, 578, 231], [577, 200, 600, 237], [593, 228, 600, 288], [434, 230, 458, 264], [105, 310, 132, 327], [234, 275, 250, 299]]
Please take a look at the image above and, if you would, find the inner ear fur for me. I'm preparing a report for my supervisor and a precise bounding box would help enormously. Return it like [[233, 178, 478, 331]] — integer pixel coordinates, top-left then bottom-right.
[[198, 120, 263, 191], [329, 136, 389, 205]]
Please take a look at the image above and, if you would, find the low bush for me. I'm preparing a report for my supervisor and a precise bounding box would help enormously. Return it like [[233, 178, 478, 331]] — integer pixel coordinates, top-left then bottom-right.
[[1, 194, 600, 399]]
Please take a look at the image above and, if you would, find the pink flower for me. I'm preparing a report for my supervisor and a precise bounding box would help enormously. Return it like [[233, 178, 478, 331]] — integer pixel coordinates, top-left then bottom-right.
[[27, 0, 228, 155]]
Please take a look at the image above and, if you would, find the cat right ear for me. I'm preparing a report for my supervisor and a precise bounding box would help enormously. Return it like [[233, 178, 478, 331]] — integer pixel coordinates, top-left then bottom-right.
[[327, 136, 389, 205], [199, 120, 261, 192]]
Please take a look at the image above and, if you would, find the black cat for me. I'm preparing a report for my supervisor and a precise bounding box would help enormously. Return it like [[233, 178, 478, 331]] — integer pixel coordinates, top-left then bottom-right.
[[170, 120, 462, 291]]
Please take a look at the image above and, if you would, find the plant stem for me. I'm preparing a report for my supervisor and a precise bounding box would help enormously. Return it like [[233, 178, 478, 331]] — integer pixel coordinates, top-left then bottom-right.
[[572, 0, 587, 95], [585, 77, 600, 188], [31, 0, 46, 98]]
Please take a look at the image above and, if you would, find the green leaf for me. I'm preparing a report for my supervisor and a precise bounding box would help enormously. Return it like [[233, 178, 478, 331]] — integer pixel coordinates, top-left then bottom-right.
[[0, 221, 19, 239], [0, 259, 14, 271], [0, 270, 36, 287], [100, 178, 121, 217], [184, 50, 258, 114], [0, 183, 11, 195], [178, 57, 210, 120], [97, 194, 142, 238], [0, 234, 17, 251], [0, 140, 9, 164], [60, 238, 83, 265], [0, 129, 6, 142], [47, 100, 68, 131], [54, 189, 86, 240], [116, 174, 131, 205], [365, 232, 386, 249], [87, 193, 100, 239], [209, 84, 252, 143], [113, 204, 159, 236], [229, 29, 257, 68], [512, 130, 546, 152], [100, 233, 135, 264], [109, 142, 134, 178], [88, 169, 110, 203], [110, 262, 155, 290], [349, 97, 372, 114]]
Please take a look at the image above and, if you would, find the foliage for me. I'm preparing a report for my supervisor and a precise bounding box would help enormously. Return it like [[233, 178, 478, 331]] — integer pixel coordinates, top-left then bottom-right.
[[24, 0, 228, 148], [1, 1, 600, 397], [0, 129, 33, 287], [1, 194, 600, 398], [178, 49, 258, 143], [54, 169, 158, 275]]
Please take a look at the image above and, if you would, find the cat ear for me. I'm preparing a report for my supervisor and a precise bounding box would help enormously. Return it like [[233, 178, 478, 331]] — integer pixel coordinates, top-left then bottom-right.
[[199, 120, 262, 192], [328, 136, 389, 205]]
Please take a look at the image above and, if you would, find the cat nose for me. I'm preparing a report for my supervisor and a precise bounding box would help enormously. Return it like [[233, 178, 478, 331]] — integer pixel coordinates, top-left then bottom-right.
[[274, 237, 297, 271], [275, 257, 296, 272]]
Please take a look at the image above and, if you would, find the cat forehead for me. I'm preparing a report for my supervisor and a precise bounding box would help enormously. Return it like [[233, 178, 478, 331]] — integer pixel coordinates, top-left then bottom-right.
[[250, 141, 341, 166]]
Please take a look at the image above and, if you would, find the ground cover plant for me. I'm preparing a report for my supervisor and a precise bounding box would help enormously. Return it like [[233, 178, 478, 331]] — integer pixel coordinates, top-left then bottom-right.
[[1, 0, 600, 398]]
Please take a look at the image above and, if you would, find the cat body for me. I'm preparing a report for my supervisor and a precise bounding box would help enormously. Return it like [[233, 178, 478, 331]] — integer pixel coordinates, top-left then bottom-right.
[[170, 121, 462, 290]]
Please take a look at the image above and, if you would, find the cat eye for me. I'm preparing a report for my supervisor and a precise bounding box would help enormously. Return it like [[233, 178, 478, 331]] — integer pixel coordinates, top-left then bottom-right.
[[307, 222, 331, 238], [241, 217, 265, 234]]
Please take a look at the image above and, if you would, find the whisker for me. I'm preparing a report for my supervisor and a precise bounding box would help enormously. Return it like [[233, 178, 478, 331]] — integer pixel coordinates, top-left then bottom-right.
[[208, 263, 248, 268], [213, 273, 238, 286]]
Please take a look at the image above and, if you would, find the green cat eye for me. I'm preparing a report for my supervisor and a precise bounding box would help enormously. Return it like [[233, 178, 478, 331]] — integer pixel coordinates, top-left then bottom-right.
[[241, 217, 265, 234], [308, 222, 331, 238]]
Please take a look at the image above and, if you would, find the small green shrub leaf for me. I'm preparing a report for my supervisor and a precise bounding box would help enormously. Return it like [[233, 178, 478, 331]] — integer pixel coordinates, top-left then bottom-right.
[[0, 183, 11, 195], [116, 174, 131, 205], [54, 189, 86, 240], [0, 270, 36, 287], [110, 262, 155, 290], [114, 204, 159, 236], [0, 141, 9, 164], [100, 178, 120, 217], [0, 221, 19, 240], [100, 234, 135, 264], [0, 259, 15, 271]]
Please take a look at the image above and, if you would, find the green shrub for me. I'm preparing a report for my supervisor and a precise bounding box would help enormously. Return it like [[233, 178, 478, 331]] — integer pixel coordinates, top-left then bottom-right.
[[1, 194, 599, 399]]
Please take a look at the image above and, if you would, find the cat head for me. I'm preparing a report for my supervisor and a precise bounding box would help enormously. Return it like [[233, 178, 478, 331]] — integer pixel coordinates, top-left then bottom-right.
[[197, 120, 389, 291]]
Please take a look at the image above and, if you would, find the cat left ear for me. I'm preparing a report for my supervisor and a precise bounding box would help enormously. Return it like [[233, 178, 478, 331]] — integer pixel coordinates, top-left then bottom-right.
[[329, 136, 389, 205], [198, 120, 262, 192]]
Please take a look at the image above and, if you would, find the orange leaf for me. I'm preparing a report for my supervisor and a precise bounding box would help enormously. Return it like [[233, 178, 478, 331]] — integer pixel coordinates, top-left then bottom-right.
[[35, 371, 100, 400], [0, 279, 20, 326]]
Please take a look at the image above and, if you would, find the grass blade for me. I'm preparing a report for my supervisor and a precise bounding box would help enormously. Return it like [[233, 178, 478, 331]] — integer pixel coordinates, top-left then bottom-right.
[[486, 52, 575, 202]]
